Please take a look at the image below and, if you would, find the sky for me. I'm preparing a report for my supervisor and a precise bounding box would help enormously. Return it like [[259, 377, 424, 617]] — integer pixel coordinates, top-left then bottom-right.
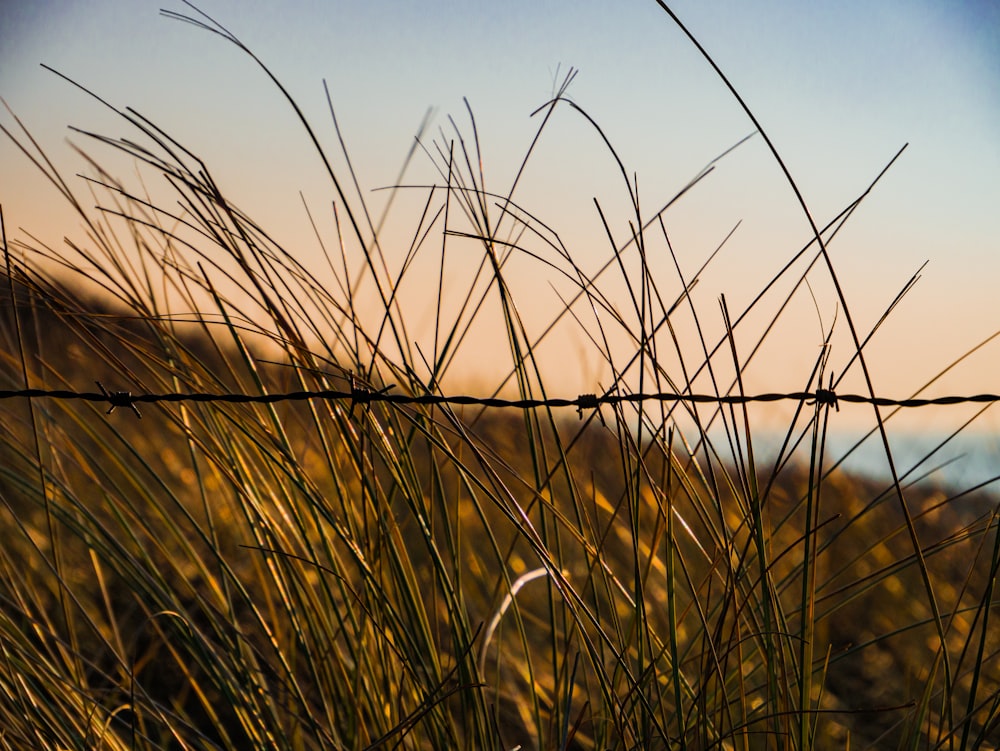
[[1, 1, 999, 443]]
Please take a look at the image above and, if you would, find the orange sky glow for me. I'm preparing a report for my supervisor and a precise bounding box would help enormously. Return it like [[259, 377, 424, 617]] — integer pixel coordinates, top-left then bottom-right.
[[2, 2, 999, 454]]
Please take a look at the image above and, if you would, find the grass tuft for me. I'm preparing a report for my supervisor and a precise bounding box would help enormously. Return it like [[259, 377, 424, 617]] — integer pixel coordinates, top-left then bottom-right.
[[1, 4, 998, 749]]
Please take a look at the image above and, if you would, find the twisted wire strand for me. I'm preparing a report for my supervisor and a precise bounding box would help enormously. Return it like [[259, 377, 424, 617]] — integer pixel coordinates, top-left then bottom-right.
[[1, 383, 997, 418]]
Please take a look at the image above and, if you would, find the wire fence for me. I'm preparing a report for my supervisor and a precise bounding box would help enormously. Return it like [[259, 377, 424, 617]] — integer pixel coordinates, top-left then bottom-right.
[[1, 382, 999, 419]]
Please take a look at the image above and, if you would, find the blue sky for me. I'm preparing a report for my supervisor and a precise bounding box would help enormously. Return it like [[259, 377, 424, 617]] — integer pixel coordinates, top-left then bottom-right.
[[1, 1, 998, 433]]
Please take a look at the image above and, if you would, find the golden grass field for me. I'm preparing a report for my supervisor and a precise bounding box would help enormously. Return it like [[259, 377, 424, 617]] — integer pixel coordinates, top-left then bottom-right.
[[1, 5, 998, 749]]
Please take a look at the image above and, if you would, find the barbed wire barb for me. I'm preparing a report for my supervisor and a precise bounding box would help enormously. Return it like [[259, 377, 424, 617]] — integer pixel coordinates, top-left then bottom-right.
[[96, 381, 142, 418]]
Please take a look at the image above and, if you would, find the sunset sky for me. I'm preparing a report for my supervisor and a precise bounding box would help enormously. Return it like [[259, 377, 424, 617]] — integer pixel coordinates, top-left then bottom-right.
[[2, 1, 998, 442]]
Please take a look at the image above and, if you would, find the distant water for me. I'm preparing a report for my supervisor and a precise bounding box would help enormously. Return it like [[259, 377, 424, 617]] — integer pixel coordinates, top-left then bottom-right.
[[685, 426, 1000, 498], [754, 430, 1000, 497]]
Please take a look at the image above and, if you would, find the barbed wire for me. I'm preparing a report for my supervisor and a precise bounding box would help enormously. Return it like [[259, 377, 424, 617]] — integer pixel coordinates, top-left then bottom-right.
[[0, 381, 998, 419]]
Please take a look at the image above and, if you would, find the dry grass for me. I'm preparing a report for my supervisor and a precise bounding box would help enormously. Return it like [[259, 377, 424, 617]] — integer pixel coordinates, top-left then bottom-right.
[[0, 4, 998, 749]]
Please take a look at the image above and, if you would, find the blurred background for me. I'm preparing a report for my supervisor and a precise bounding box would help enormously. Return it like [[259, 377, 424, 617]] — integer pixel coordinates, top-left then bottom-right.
[[2, 1, 999, 479]]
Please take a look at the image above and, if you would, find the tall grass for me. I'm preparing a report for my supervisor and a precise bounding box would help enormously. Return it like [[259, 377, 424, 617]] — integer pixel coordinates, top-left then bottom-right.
[[1, 4, 998, 749]]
